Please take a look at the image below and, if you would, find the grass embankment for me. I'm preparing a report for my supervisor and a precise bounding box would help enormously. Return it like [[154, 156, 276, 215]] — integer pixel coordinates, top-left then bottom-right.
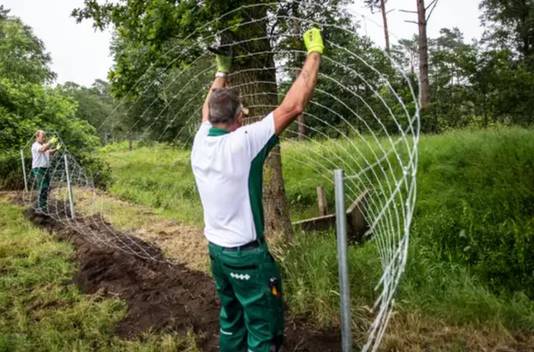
[[101, 143, 203, 224], [0, 198, 199, 352], [288, 128, 534, 339], [101, 128, 534, 348]]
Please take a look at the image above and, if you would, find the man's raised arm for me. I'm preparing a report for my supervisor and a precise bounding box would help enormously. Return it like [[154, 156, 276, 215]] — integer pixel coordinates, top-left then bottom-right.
[[202, 52, 232, 123], [273, 28, 324, 135]]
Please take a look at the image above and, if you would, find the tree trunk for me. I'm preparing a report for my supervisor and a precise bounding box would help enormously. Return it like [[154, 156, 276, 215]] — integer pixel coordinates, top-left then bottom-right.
[[417, 0, 431, 112], [380, 0, 391, 54], [263, 145, 293, 240], [228, 6, 293, 240]]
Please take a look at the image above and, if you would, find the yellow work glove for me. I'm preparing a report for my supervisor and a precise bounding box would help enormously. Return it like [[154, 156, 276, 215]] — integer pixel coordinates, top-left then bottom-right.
[[215, 54, 232, 73], [49, 136, 58, 145], [303, 27, 324, 55], [55, 143, 62, 151]]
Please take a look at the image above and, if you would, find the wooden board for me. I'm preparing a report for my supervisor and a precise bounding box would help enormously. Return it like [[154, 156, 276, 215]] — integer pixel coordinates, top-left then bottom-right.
[[292, 189, 370, 244]]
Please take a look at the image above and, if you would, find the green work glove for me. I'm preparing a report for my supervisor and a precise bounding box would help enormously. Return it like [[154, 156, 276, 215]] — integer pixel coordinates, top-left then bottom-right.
[[215, 53, 232, 73], [49, 136, 58, 146], [55, 143, 62, 151], [303, 27, 324, 55]]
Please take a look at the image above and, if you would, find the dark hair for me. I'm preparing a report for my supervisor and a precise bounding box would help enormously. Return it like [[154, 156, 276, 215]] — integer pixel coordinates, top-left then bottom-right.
[[208, 88, 241, 124]]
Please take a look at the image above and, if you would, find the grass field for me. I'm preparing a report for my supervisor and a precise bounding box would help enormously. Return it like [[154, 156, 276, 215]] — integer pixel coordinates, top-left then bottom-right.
[[100, 127, 534, 347], [2, 127, 532, 350], [0, 199, 200, 352]]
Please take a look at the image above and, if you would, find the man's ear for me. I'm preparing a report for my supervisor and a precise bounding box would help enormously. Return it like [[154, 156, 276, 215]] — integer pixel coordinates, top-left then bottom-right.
[[236, 112, 244, 125]]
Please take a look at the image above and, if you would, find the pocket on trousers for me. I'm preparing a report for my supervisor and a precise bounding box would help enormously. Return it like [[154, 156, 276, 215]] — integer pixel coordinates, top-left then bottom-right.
[[222, 261, 260, 292], [222, 250, 263, 288], [222, 262, 258, 271]]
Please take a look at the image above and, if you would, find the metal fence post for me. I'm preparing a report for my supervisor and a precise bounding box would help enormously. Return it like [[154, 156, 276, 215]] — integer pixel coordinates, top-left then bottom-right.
[[334, 169, 352, 352], [20, 149, 28, 193], [64, 154, 75, 219]]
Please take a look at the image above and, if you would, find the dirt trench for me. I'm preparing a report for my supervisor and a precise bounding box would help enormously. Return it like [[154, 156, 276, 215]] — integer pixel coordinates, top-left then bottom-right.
[[24, 203, 340, 352]]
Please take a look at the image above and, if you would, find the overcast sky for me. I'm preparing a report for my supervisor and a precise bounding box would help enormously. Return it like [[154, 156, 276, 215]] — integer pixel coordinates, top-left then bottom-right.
[[2, 0, 484, 87], [349, 0, 484, 47], [2, 0, 113, 86]]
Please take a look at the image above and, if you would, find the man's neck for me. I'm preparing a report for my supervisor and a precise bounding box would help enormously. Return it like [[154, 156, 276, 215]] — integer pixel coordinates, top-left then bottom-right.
[[212, 121, 240, 132], [212, 123, 229, 131]]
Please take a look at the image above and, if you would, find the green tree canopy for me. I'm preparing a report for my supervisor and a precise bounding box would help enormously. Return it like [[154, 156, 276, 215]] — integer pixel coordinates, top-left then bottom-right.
[[72, 0, 376, 141], [58, 79, 117, 142], [480, 0, 534, 64], [0, 9, 109, 189], [0, 13, 55, 84]]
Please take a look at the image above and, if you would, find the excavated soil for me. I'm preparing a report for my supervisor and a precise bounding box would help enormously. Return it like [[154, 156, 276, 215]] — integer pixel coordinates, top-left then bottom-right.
[[24, 203, 340, 352]]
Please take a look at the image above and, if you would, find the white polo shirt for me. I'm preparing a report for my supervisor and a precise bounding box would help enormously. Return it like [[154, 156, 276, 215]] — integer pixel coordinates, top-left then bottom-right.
[[191, 112, 278, 248], [31, 142, 50, 169]]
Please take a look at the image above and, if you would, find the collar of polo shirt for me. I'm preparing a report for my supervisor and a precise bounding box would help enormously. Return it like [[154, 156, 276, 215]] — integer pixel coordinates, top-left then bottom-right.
[[208, 127, 230, 136]]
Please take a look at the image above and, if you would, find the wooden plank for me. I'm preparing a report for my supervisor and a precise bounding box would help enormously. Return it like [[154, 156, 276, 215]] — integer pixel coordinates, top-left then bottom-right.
[[292, 213, 335, 232], [293, 189, 370, 244]]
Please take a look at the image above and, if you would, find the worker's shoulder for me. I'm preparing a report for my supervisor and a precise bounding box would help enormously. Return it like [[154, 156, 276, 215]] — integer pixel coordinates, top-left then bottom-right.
[[236, 112, 275, 135]]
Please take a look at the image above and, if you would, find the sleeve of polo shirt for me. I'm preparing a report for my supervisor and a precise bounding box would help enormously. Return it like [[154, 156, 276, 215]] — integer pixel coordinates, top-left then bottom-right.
[[238, 112, 278, 161], [194, 121, 211, 141], [197, 121, 211, 133], [32, 143, 40, 154]]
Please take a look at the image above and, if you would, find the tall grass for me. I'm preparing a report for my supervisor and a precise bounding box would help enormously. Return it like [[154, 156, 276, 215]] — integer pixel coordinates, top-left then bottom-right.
[[413, 128, 534, 297], [281, 127, 534, 331]]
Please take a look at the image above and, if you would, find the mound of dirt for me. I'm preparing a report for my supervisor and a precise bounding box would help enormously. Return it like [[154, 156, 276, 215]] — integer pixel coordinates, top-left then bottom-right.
[[24, 204, 340, 352]]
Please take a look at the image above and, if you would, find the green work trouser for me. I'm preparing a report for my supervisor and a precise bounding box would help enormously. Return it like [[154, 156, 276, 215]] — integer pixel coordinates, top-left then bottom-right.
[[32, 167, 50, 210], [208, 240, 284, 352]]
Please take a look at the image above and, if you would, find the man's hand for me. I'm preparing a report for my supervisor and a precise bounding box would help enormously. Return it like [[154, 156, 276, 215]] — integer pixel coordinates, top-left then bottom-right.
[[202, 50, 231, 122], [46, 136, 58, 150], [215, 53, 232, 73], [303, 27, 324, 55]]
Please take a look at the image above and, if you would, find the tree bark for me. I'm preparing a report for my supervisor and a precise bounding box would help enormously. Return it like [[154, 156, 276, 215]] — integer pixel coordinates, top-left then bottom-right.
[[380, 0, 391, 54], [417, 0, 431, 112], [316, 186, 328, 216], [228, 6, 293, 240]]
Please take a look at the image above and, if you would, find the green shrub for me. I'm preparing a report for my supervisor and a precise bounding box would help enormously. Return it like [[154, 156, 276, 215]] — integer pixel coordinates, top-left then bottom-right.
[[0, 79, 111, 190], [0, 151, 27, 189]]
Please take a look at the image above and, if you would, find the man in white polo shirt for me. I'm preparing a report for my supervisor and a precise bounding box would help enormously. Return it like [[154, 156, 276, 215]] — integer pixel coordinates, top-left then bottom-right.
[[191, 28, 323, 352], [31, 130, 58, 212]]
